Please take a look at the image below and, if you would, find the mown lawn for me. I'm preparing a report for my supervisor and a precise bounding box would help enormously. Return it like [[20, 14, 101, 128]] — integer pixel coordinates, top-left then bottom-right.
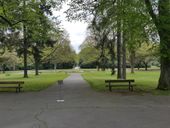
[[82, 70, 170, 95], [0, 71, 69, 92]]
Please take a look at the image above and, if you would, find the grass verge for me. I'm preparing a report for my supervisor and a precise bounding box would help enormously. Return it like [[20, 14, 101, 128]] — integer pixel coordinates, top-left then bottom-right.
[[0, 71, 69, 92], [82, 70, 170, 95]]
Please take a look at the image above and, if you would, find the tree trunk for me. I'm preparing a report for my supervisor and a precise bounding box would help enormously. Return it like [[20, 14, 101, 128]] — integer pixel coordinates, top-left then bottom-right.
[[137, 64, 140, 70], [144, 62, 148, 71], [35, 58, 39, 76], [130, 51, 135, 73], [157, 32, 170, 89], [54, 63, 57, 71], [100, 45, 106, 72], [111, 56, 115, 75], [35, 63, 39, 75], [117, 23, 122, 79], [33, 47, 40, 76], [110, 47, 116, 75], [97, 67, 100, 71], [145, 0, 170, 89], [2, 64, 5, 74], [101, 67, 105, 71], [13, 63, 16, 71], [23, 23, 28, 78], [158, 58, 170, 90], [157, 1, 170, 90], [117, 0, 123, 79], [122, 31, 126, 79]]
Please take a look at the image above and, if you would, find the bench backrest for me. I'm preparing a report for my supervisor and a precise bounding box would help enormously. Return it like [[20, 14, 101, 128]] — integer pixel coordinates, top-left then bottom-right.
[[0, 81, 24, 84], [105, 79, 135, 83]]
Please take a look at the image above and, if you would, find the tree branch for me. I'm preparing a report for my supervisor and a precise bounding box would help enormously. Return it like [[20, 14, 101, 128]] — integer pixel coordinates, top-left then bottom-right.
[[12, 20, 26, 26], [0, 15, 26, 26], [1, 1, 8, 18], [41, 46, 60, 62], [144, 0, 158, 27], [113, 0, 116, 5], [0, 15, 12, 26]]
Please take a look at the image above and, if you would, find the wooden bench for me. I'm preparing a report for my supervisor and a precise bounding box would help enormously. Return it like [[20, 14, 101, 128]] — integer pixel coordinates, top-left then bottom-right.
[[0, 81, 24, 93], [105, 79, 135, 92]]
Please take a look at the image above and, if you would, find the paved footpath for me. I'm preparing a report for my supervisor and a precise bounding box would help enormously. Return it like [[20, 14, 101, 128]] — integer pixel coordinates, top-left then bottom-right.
[[0, 73, 170, 128]]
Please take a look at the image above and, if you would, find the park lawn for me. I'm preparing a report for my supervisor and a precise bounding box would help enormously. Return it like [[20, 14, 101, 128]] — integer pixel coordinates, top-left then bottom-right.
[[82, 70, 170, 95], [0, 71, 69, 92]]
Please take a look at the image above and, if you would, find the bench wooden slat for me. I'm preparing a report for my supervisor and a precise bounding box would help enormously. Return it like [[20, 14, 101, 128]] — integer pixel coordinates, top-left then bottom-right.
[[0, 86, 23, 88], [105, 79, 135, 83], [106, 84, 136, 87], [0, 81, 24, 84]]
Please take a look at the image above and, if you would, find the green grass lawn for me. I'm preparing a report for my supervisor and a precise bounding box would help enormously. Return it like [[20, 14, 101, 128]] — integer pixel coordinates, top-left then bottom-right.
[[0, 71, 69, 92], [82, 70, 170, 95]]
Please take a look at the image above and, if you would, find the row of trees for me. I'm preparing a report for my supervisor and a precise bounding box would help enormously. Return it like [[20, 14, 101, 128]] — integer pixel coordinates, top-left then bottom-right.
[[0, 0, 76, 77], [79, 35, 159, 71], [66, 0, 170, 90], [0, 32, 76, 73]]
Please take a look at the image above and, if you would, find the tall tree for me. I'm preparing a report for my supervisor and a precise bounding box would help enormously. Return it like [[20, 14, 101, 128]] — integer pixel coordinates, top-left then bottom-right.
[[28, 16, 58, 75], [0, 0, 63, 77], [145, 0, 170, 89]]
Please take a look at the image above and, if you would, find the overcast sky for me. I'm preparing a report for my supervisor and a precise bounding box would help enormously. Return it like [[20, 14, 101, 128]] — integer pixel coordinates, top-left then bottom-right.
[[53, 4, 88, 53]]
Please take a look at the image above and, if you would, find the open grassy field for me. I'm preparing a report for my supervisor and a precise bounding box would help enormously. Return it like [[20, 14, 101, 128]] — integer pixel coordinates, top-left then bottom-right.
[[0, 71, 69, 92], [82, 70, 170, 95]]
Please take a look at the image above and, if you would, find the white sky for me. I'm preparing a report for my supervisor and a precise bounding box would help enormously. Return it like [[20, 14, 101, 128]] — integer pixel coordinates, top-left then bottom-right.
[[53, 4, 88, 53]]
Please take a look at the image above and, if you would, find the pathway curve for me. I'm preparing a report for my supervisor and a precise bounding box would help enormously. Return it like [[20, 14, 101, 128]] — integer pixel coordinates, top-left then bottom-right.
[[0, 73, 170, 128]]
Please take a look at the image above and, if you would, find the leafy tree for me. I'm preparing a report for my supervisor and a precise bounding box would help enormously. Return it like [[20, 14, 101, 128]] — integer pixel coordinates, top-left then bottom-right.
[[0, 0, 63, 77], [88, 16, 116, 72], [79, 45, 100, 69], [144, 0, 170, 89], [135, 43, 157, 71], [28, 17, 59, 75], [0, 51, 19, 72], [44, 31, 76, 70]]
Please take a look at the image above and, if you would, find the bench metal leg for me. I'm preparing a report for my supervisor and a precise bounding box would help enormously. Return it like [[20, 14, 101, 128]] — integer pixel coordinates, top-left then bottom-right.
[[18, 84, 21, 93], [131, 86, 133, 91], [109, 86, 112, 92], [109, 83, 112, 92], [129, 82, 133, 91]]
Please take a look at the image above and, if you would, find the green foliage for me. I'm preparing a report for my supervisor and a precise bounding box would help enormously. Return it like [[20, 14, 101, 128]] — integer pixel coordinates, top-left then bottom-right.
[[79, 35, 112, 69], [79, 46, 99, 67], [0, 51, 19, 68], [0, 0, 64, 76], [43, 31, 76, 69], [129, 42, 159, 69]]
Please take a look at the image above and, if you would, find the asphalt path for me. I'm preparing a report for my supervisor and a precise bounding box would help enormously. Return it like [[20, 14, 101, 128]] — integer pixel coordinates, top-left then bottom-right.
[[0, 73, 170, 128]]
